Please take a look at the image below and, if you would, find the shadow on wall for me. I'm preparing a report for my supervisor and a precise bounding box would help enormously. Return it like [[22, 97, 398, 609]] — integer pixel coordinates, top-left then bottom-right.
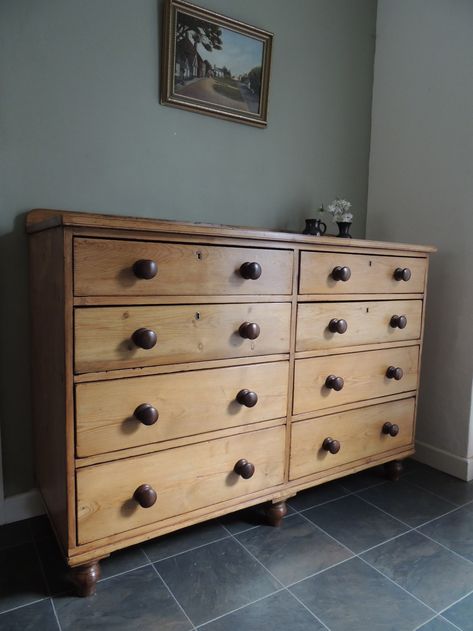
[[0, 212, 34, 497]]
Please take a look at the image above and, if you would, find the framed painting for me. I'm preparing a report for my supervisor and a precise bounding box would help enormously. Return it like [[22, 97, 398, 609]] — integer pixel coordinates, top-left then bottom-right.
[[161, 0, 273, 127]]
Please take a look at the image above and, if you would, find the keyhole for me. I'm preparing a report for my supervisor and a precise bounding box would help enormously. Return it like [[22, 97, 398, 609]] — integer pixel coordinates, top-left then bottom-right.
[[196, 251, 202, 260], [369, 260, 372, 267], [195, 312, 200, 320]]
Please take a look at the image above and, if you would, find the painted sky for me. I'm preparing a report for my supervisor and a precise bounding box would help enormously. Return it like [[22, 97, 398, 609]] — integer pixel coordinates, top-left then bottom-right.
[[195, 24, 263, 77]]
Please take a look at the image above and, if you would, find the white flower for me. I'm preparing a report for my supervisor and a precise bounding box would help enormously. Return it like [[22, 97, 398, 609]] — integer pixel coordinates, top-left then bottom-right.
[[327, 198, 353, 223]]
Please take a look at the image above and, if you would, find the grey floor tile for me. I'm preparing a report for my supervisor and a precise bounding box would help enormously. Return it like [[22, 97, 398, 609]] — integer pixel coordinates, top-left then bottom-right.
[[54, 565, 191, 631], [199, 590, 325, 630], [100, 545, 149, 580], [0, 519, 32, 550], [156, 537, 280, 626], [290, 557, 431, 631], [420, 506, 473, 562], [338, 466, 387, 492], [35, 537, 71, 595], [236, 513, 352, 585], [0, 543, 48, 613], [417, 616, 459, 630], [142, 520, 228, 561], [303, 494, 409, 553], [443, 592, 473, 630], [362, 530, 473, 611], [218, 504, 295, 535], [404, 465, 473, 506], [0, 599, 58, 630], [288, 481, 349, 511], [358, 480, 456, 527]]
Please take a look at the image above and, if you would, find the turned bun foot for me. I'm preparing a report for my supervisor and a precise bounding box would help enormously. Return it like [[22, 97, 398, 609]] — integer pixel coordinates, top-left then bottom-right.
[[71, 560, 101, 597], [265, 500, 287, 527], [384, 460, 404, 481]]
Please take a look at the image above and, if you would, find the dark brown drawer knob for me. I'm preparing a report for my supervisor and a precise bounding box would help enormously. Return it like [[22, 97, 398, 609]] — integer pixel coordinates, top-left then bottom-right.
[[236, 389, 258, 408], [386, 366, 404, 380], [325, 375, 344, 391], [394, 267, 412, 282], [234, 459, 255, 479], [240, 262, 262, 280], [390, 315, 407, 329], [133, 259, 158, 280], [133, 484, 157, 508], [331, 266, 351, 282], [134, 403, 159, 426], [239, 322, 261, 340], [329, 318, 348, 334], [383, 422, 400, 437], [132, 328, 157, 349], [322, 437, 341, 454]]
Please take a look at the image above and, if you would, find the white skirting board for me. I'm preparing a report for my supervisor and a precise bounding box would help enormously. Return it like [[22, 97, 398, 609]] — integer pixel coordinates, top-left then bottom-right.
[[0, 488, 45, 525], [414, 440, 473, 481]]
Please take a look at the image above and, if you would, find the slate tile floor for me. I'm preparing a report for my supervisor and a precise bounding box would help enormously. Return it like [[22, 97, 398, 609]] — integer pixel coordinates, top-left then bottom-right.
[[3, 461, 473, 630]]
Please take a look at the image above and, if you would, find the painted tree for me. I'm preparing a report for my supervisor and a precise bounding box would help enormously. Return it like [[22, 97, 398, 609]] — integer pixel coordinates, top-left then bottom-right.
[[176, 13, 223, 51]]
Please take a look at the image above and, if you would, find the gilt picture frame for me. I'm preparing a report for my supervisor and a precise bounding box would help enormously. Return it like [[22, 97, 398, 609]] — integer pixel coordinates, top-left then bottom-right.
[[160, 0, 273, 127]]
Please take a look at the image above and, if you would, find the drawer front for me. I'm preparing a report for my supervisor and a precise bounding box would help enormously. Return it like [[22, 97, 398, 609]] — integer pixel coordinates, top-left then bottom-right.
[[76, 361, 289, 457], [296, 300, 422, 352], [290, 398, 415, 480], [77, 425, 285, 543], [299, 252, 426, 294], [74, 303, 291, 373], [293, 346, 419, 415], [74, 238, 293, 296]]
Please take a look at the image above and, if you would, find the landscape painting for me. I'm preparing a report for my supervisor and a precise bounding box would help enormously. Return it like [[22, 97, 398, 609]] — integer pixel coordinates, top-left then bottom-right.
[[161, 0, 273, 127]]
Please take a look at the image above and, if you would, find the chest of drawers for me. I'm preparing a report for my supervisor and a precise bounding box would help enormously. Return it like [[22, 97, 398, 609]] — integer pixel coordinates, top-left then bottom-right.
[[26, 209, 435, 596]]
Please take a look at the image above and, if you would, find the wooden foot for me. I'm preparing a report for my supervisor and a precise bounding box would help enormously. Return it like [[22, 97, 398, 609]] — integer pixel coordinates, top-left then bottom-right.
[[70, 560, 101, 597], [384, 460, 403, 481], [265, 500, 287, 527]]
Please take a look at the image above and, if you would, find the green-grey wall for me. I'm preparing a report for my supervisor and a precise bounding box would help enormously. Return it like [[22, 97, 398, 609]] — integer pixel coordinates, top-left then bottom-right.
[[0, 0, 376, 496]]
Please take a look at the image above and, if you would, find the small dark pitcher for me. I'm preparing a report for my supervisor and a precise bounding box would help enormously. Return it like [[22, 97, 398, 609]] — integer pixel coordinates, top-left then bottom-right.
[[302, 218, 327, 236]]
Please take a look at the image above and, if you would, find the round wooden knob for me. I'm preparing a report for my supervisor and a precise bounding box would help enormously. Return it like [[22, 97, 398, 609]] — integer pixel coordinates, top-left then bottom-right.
[[386, 366, 404, 380], [383, 422, 400, 437], [331, 266, 351, 282], [325, 375, 344, 391], [134, 403, 159, 426], [394, 267, 411, 282], [133, 259, 157, 280], [322, 437, 341, 454], [328, 318, 348, 334], [234, 459, 255, 479], [239, 322, 260, 340], [133, 484, 157, 508], [132, 328, 157, 349], [240, 262, 262, 280], [390, 314, 407, 329], [236, 389, 258, 408]]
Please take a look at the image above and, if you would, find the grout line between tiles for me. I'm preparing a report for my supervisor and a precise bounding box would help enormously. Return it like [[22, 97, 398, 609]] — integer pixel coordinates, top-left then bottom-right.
[[49, 597, 62, 631], [221, 522, 332, 630], [414, 528, 473, 567], [144, 550, 197, 631], [436, 585, 473, 616], [0, 597, 49, 618], [353, 493, 416, 527], [437, 614, 464, 630], [96, 561, 152, 583], [138, 533, 231, 565], [195, 587, 287, 629], [412, 614, 438, 630]]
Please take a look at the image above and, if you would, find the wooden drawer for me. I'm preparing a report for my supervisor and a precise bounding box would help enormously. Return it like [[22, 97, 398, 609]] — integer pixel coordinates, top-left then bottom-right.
[[296, 300, 422, 351], [289, 398, 415, 480], [299, 252, 426, 294], [293, 346, 419, 414], [74, 303, 291, 373], [74, 238, 293, 296], [77, 425, 285, 543], [76, 361, 289, 457]]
